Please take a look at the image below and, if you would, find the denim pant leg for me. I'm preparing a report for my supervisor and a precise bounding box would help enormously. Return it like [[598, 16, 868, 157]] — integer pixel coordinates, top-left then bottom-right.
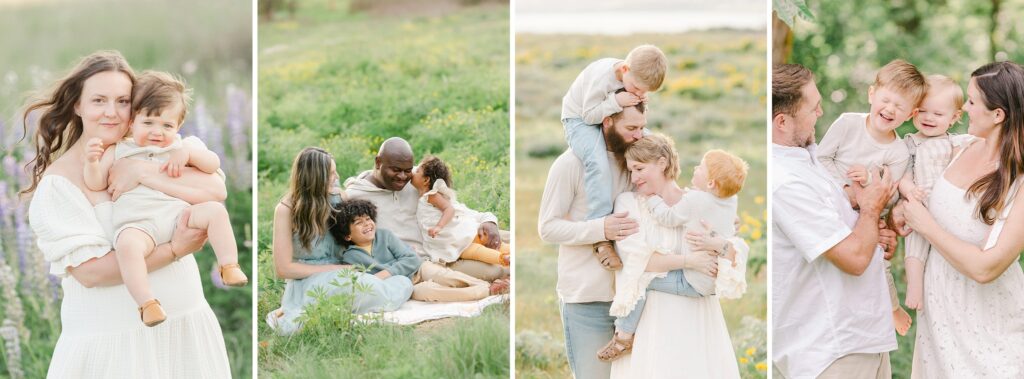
[[561, 301, 615, 379], [563, 117, 613, 219], [614, 271, 702, 334]]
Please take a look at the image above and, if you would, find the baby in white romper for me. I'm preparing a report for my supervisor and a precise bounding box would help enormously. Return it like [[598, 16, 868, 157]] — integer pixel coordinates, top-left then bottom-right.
[[84, 71, 247, 327]]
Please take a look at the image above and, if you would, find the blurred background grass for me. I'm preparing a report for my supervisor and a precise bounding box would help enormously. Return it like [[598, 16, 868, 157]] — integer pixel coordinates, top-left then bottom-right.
[[775, 1, 1024, 376], [0, 1, 252, 378], [514, 31, 768, 378], [256, 0, 510, 377]]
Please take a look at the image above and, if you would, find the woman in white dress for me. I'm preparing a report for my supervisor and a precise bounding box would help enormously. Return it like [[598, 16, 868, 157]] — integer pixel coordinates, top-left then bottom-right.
[[23, 51, 232, 377], [608, 133, 743, 378], [902, 61, 1024, 378]]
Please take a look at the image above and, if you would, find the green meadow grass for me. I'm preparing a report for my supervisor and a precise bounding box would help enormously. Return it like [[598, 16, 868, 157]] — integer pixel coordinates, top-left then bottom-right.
[[257, 3, 510, 378], [514, 31, 768, 378]]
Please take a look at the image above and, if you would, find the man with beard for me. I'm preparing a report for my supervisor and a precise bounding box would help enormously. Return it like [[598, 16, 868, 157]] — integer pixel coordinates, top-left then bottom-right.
[[345, 137, 508, 283], [537, 96, 647, 378], [771, 63, 900, 379]]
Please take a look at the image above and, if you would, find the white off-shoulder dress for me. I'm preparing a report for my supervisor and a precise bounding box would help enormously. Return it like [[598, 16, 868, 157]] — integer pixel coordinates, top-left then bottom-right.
[[29, 175, 230, 378]]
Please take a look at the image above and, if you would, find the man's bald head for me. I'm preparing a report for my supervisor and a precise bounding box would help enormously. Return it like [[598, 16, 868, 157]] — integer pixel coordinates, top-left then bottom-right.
[[373, 137, 414, 191]]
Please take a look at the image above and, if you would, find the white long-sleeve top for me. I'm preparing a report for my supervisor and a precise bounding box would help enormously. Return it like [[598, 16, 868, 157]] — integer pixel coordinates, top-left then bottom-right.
[[561, 58, 626, 125]]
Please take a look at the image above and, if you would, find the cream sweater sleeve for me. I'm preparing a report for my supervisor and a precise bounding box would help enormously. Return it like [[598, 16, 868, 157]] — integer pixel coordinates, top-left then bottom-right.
[[537, 153, 606, 246], [28, 176, 112, 277]]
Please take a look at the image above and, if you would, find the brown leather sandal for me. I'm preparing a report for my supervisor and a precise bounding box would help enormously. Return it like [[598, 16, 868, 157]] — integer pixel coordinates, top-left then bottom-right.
[[593, 241, 623, 270], [219, 263, 249, 287], [596, 333, 634, 362], [139, 299, 167, 327]]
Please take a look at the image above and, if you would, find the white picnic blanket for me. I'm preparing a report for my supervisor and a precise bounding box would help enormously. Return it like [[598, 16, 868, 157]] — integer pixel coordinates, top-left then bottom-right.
[[380, 295, 508, 325], [266, 295, 509, 334]]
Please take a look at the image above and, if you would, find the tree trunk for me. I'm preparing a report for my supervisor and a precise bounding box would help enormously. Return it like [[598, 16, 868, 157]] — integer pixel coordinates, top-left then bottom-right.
[[772, 11, 794, 65]]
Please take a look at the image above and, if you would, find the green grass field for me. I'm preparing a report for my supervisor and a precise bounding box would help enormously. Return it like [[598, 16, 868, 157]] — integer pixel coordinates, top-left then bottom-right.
[[257, 3, 510, 378], [0, 1, 252, 377], [514, 32, 768, 378]]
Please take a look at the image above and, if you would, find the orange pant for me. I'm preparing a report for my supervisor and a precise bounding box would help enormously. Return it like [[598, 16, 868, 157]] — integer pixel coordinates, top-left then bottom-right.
[[460, 236, 510, 266]]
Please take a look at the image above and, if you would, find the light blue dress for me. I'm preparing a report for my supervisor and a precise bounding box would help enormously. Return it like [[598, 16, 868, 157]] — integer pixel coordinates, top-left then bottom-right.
[[273, 195, 414, 335]]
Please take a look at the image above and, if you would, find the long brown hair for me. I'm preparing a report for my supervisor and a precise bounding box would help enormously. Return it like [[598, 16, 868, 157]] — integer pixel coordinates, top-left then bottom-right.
[[968, 61, 1024, 224], [20, 50, 136, 195], [284, 147, 336, 250]]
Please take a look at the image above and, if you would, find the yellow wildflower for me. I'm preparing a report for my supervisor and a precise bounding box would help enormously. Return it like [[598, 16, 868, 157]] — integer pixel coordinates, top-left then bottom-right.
[[739, 357, 749, 364], [756, 362, 767, 371], [746, 347, 756, 356]]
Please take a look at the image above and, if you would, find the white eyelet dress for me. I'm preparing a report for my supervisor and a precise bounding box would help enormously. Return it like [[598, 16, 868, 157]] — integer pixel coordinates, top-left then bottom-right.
[[910, 145, 1024, 378], [29, 175, 230, 378]]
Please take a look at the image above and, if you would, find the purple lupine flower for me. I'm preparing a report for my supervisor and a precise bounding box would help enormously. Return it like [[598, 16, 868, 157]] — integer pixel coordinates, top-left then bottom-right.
[[14, 203, 28, 276], [0, 318, 24, 379], [3, 155, 17, 184], [210, 262, 229, 290], [0, 181, 8, 229]]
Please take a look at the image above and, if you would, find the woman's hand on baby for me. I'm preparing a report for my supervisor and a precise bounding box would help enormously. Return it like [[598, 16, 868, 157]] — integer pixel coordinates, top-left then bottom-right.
[[903, 197, 938, 236], [169, 208, 208, 258], [161, 148, 189, 178], [615, 91, 641, 107], [889, 200, 913, 236], [685, 220, 725, 253], [683, 250, 718, 277], [107, 158, 150, 200], [85, 138, 105, 163]]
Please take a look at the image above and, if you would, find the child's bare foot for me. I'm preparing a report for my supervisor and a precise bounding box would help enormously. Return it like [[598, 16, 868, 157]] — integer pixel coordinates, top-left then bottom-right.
[[893, 306, 912, 336], [597, 332, 634, 362], [593, 241, 622, 270], [489, 278, 509, 295]]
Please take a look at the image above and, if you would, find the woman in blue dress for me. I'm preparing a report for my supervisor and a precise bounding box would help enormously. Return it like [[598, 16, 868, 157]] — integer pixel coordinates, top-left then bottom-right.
[[267, 147, 413, 335]]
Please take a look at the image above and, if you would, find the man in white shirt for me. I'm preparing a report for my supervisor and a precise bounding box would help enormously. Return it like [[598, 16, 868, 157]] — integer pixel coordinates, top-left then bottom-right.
[[771, 63, 901, 379], [345, 137, 507, 282]]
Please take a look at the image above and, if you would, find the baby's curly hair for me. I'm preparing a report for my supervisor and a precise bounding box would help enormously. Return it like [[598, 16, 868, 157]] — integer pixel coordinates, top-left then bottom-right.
[[419, 155, 452, 190], [328, 199, 378, 248]]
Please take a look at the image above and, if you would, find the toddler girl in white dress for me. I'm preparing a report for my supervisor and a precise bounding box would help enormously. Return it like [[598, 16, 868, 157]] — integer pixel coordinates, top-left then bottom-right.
[[410, 155, 510, 266]]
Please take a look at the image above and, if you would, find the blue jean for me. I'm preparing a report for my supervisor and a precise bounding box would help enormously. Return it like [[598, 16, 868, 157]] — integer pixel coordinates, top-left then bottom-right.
[[614, 270, 702, 334], [563, 117, 614, 220], [561, 301, 615, 379]]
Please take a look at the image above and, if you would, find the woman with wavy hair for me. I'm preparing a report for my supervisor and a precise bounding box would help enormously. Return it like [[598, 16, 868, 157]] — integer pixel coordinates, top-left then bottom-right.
[[902, 61, 1024, 377], [24, 51, 231, 376], [267, 147, 413, 335]]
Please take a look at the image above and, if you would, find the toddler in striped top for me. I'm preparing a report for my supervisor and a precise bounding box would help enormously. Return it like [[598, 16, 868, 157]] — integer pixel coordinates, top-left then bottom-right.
[[900, 75, 973, 310]]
